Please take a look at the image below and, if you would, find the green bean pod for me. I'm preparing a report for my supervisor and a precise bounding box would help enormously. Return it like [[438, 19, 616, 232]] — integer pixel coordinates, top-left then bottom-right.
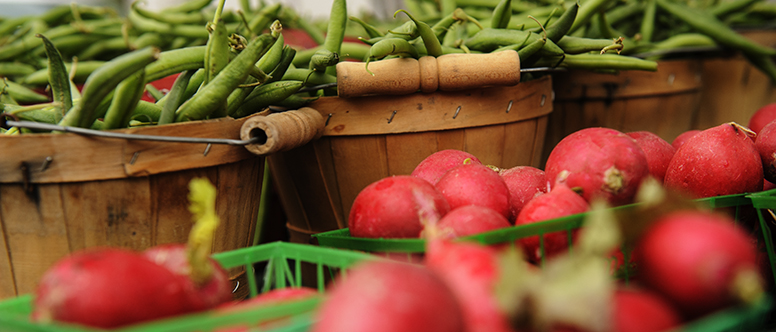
[[385, 20, 419, 40], [233, 80, 304, 118], [266, 46, 297, 84], [556, 36, 621, 54], [158, 69, 195, 125], [131, 2, 206, 25], [24, 61, 106, 85], [568, 0, 617, 34], [320, 0, 347, 66], [102, 69, 146, 129], [38, 34, 72, 116], [535, 53, 658, 71], [128, 10, 237, 40], [545, 2, 579, 43], [282, 68, 336, 85], [1, 79, 49, 104], [132, 100, 162, 123], [144, 46, 206, 83], [655, 0, 776, 56], [491, 0, 513, 29], [431, 8, 468, 41], [245, 3, 282, 39], [640, 0, 657, 43], [349, 16, 384, 39], [60, 47, 160, 128], [395, 9, 443, 57], [204, 17, 230, 85], [364, 37, 420, 75], [711, 0, 762, 18], [175, 34, 275, 122], [0, 62, 36, 78], [164, 0, 213, 14], [272, 93, 318, 109]]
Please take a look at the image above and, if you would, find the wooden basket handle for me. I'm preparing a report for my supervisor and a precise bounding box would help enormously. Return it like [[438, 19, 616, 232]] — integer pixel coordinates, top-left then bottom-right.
[[240, 107, 325, 155]]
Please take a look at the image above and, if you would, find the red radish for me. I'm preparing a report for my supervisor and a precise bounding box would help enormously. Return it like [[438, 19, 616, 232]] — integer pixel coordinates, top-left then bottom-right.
[[349, 175, 450, 238], [635, 210, 764, 318], [671, 130, 700, 151], [425, 239, 515, 332], [144, 244, 233, 311], [499, 166, 548, 223], [427, 205, 512, 239], [664, 123, 763, 198], [626, 131, 676, 183], [612, 287, 681, 332], [311, 260, 466, 332], [411, 149, 483, 185], [435, 163, 511, 219], [748, 103, 776, 134], [514, 184, 589, 263], [765, 179, 776, 191], [32, 248, 198, 328], [755, 120, 776, 183], [544, 127, 649, 206]]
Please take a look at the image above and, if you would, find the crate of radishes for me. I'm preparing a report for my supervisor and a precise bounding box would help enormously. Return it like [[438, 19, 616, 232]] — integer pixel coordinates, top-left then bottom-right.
[[0, 241, 377, 332], [0, 177, 377, 332]]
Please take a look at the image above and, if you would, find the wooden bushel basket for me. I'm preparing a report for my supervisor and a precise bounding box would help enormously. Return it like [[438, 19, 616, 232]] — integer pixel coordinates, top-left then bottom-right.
[[543, 59, 704, 167], [0, 109, 325, 299], [695, 29, 776, 130], [268, 75, 554, 243]]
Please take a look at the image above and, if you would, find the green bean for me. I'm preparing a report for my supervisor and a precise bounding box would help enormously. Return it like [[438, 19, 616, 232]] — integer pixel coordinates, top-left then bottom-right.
[[234, 80, 304, 117], [77, 36, 132, 60], [132, 100, 162, 124], [518, 36, 548, 64], [711, 0, 762, 18], [441, 0, 457, 16], [145, 83, 163, 101], [272, 93, 318, 109], [32, 34, 106, 59], [546, 2, 579, 43], [455, 0, 537, 12], [163, 0, 213, 14], [349, 16, 385, 39], [14, 106, 60, 124], [491, 0, 513, 29], [131, 2, 206, 25], [595, 12, 620, 40], [395, 10, 443, 57], [245, 3, 282, 39], [0, 16, 33, 38], [157, 70, 195, 125], [282, 68, 336, 85], [309, 49, 339, 72], [257, 25, 285, 74], [569, 0, 618, 34], [60, 47, 160, 128], [38, 34, 72, 116], [175, 34, 275, 122], [1, 79, 49, 104], [431, 8, 467, 40], [385, 20, 420, 40], [294, 43, 370, 67], [128, 10, 238, 40], [133, 33, 167, 49], [204, 0, 230, 86], [640, 0, 657, 43], [556, 35, 621, 54], [324, 0, 348, 55], [534, 53, 658, 71], [24, 61, 106, 85], [266, 47, 297, 84], [103, 69, 146, 129], [144, 46, 206, 83], [0, 62, 36, 77], [655, 0, 776, 56], [465, 28, 564, 54], [364, 37, 420, 75]]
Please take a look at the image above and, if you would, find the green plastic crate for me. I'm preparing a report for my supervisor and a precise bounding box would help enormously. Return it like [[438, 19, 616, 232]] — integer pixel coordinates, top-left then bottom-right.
[[0, 242, 377, 332]]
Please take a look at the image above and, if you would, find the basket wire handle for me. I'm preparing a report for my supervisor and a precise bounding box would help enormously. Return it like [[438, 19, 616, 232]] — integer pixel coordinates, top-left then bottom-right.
[[2, 118, 262, 146]]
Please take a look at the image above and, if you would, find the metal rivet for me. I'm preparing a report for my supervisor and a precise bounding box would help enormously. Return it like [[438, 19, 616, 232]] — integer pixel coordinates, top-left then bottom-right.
[[387, 110, 397, 124], [39, 156, 53, 172], [668, 74, 676, 85], [453, 106, 461, 119], [203, 144, 212, 156], [506, 100, 513, 113], [540, 95, 546, 107], [232, 280, 240, 293], [130, 152, 140, 165], [325, 113, 332, 126]]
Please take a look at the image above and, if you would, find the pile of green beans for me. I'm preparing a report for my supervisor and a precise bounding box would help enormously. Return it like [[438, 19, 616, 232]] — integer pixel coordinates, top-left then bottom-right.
[[395, 0, 776, 81], [345, 0, 660, 78], [0, 0, 347, 134]]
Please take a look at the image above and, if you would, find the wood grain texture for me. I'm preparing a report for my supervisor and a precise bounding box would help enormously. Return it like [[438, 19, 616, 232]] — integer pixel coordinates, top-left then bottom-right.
[[695, 30, 776, 131], [310, 75, 552, 136], [0, 114, 260, 184]]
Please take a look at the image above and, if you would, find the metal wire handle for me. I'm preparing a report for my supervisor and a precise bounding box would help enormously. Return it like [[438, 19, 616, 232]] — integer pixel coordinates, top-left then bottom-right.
[[3, 119, 262, 146]]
